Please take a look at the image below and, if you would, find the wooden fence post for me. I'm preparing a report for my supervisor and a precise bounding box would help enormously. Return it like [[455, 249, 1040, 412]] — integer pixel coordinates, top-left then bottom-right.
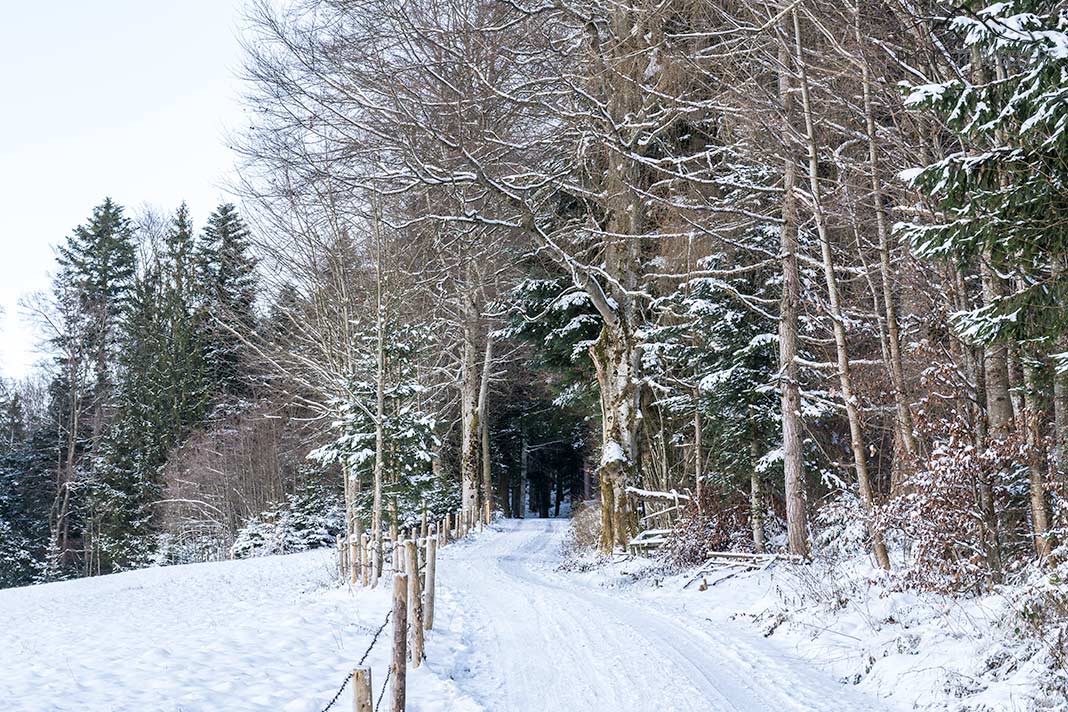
[[391, 573, 408, 712], [351, 520, 362, 585], [424, 529, 436, 631], [337, 534, 346, 579], [443, 513, 450, 546], [353, 666, 372, 712], [371, 533, 380, 589], [389, 499, 398, 553], [371, 534, 380, 589], [360, 533, 370, 587], [405, 540, 425, 667]]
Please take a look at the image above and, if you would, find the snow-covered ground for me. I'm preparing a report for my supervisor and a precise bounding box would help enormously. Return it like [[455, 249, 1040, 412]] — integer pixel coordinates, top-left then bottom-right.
[[0, 518, 906, 711], [563, 542, 1067, 712], [0, 545, 479, 711]]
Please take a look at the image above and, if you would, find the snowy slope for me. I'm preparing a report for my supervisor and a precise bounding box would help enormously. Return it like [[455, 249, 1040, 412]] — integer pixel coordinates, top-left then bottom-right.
[[1, 519, 901, 711], [0, 549, 478, 711]]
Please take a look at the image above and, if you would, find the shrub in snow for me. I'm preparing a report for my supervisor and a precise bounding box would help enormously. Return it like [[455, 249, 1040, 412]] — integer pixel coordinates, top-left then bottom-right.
[[663, 494, 751, 567], [153, 532, 230, 566], [231, 484, 344, 559], [0, 516, 38, 588], [814, 493, 872, 564], [565, 499, 602, 554], [1000, 556, 1068, 704], [877, 410, 1034, 594]]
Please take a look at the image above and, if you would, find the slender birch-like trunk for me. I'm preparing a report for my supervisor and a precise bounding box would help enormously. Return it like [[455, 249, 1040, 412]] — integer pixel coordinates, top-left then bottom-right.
[[459, 265, 481, 525], [856, 17, 916, 466], [693, 405, 703, 515], [1022, 358, 1052, 557], [749, 408, 766, 554], [794, 10, 889, 569], [979, 252, 1010, 579], [371, 197, 386, 582], [1055, 255, 1068, 485]]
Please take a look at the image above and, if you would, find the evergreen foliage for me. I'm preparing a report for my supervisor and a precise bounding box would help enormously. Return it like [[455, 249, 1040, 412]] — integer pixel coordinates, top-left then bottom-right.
[[197, 203, 258, 400], [899, 1, 1068, 347]]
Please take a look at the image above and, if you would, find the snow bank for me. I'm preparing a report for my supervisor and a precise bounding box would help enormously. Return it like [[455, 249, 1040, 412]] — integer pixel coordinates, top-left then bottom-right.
[[0, 549, 480, 711], [562, 549, 1067, 711]]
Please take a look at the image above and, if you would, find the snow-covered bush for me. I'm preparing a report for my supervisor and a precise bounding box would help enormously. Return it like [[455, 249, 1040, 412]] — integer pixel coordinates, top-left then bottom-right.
[[663, 494, 750, 567], [1000, 556, 1068, 704], [0, 516, 38, 588], [153, 531, 230, 566], [814, 493, 872, 563], [231, 484, 344, 559], [565, 499, 602, 554], [877, 409, 1032, 593]]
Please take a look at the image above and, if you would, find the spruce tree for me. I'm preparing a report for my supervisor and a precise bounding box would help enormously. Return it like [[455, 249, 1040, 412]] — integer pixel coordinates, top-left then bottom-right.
[[93, 204, 211, 570], [0, 428, 60, 586], [55, 198, 137, 440], [41, 198, 138, 574], [197, 203, 258, 401]]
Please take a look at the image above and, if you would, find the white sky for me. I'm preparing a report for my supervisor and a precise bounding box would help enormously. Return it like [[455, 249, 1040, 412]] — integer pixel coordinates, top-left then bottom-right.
[[0, 0, 249, 378]]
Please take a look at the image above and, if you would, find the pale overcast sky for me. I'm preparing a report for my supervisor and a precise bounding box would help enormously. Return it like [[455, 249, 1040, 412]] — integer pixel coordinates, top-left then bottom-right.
[[0, 0, 248, 378]]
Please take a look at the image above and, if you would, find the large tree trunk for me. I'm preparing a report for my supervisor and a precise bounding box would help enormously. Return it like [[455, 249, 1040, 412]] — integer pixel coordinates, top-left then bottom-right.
[[591, 326, 640, 552], [478, 334, 494, 525], [459, 271, 481, 524], [778, 26, 809, 559]]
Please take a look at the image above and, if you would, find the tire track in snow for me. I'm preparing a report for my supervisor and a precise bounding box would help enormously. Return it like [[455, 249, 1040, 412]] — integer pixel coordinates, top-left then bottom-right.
[[438, 518, 900, 712]]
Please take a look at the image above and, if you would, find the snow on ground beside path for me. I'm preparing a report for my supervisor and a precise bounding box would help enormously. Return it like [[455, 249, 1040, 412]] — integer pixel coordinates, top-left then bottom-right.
[[0, 550, 481, 712], [562, 545, 1067, 711]]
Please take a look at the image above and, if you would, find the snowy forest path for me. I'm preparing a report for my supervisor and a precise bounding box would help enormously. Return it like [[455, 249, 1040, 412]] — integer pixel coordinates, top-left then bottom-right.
[[436, 518, 898, 712]]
